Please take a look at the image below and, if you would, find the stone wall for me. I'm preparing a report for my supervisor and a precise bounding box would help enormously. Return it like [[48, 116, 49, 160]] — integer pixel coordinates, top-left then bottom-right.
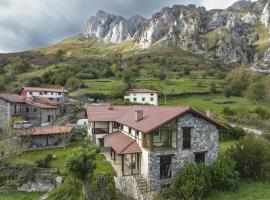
[[0, 99, 10, 128], [147, 113, 219, 186]]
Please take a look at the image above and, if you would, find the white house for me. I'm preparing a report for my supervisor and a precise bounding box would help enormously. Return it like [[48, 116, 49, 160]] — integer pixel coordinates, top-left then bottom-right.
[[124, 89, 158, 106], [20, 87, 69, 103], [87, 104, 224, 188]]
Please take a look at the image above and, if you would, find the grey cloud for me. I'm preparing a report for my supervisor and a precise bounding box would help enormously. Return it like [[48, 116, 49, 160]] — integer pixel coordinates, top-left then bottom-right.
[[0, 0, 197, 53]]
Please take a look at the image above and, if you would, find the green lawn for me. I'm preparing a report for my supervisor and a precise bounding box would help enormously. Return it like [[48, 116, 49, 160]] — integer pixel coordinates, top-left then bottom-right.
[[206, 181, 270, 200], [70, 77, 221, 96], [12, 142, 115, 176], [0, 192, 42, 200], [161, 94, 270, 114]]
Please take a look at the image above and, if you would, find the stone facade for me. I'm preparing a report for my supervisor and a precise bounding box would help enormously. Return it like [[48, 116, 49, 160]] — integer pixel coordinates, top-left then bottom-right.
[[147, 113, 219, 186], [0, 98, 59, 127]]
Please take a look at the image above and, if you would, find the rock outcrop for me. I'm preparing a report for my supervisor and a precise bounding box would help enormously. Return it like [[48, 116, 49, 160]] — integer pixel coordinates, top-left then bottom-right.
[[83, 0, 270, 67]]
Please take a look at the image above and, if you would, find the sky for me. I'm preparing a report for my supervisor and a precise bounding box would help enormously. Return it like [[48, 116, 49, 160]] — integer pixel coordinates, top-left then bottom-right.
[[0, 0, 246, 53]]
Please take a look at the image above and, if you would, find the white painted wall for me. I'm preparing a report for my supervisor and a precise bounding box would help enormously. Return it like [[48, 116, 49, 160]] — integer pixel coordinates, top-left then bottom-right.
[[26, 91, 66, 99], [124, 92, 158, 105]]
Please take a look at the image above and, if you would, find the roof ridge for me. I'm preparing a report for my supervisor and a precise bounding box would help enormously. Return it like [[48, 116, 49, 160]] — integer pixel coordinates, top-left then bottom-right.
[[120, 140, 136, 154]]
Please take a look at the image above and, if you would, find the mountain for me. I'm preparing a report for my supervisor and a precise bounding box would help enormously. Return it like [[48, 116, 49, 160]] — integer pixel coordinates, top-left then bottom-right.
[[84, 0, 270, 72]]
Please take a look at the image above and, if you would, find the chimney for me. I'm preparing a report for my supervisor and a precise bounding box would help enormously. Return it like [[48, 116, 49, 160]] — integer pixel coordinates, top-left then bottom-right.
[[206, 109, 214, 119], [135, 110, 143, 122], [108, 103, 113, 110]]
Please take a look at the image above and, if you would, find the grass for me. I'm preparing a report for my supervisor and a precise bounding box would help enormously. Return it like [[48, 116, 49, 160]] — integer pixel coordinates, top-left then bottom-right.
[[70, 77, 220, 96], [219, 140, 237, 153], [0, 192, 42, 200], [161, 94, 270, 114], [12, 142, 81, 171], [206, 181, 270, 200], [11, 142, 115, 176]]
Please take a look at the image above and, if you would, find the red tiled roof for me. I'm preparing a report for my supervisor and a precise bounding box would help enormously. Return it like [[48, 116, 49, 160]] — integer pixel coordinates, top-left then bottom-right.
[[22, 87, 68, 93], [87, 105, 225, 133], [104, 132, 141, 154], [20, 126, 73, 136], [87, 105, 130, 122], [33, 96, 58, 106], [25, 99, 59, 109], [0, 94, 24, 103], [128, 88, 157, 93]]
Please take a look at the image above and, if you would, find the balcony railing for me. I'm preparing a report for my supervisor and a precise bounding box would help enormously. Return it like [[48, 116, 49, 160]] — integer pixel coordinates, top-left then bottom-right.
[[92, 128, 108, 134]]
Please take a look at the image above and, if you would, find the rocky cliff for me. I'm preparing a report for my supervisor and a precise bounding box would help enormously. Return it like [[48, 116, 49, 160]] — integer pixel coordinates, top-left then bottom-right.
[[84, 0, 270, 71]]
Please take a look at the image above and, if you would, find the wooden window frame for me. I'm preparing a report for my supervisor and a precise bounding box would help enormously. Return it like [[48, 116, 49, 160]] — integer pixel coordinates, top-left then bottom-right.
[[182, 127, 191, 150]]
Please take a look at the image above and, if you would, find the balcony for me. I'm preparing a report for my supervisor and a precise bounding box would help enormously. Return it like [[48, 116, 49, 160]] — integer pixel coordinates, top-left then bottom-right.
[[92, 128, 108, 134]]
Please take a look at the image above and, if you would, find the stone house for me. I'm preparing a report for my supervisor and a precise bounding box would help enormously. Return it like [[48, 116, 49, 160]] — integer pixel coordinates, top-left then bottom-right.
[[87, 104, 224, 187], [124, 89, 158, 105], [0, 94, 60, 127], [20, 126, 73, 149], [0, 94, 25, 128]]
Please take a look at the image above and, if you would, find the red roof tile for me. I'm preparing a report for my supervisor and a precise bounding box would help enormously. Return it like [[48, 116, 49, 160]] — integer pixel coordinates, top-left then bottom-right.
[[33, 96, 58, 106], [128, 88, 157, 93], [87, 105, 225, 133], [21, 126, 73, 136], [104, 132, 141, 154], [0, 94, 24, 103], [25, 99, 59, 109]]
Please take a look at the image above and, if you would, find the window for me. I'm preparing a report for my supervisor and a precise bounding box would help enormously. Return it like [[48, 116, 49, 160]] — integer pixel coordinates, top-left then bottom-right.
[[51, 92, 53, 95], [135, 131, 139, 139], [112, 122, 119, 128], [150, 93, 154, 96], [183, 128, 191, 149], [39, 92, 42, 95], [34, 108, 37, 112], [58, 92, 61, 95], [195, 152, 206, 164], [128, 127, 132, 135], [29, 92, 33, 95], [120, 124, 123, 130], [160, 155, 172, 180], [133, 97, 137, 102], [142, 97, 145, 102], [44, 92, 47, 95], [26, 107, 29, 113], [150, 97, 154, 101]]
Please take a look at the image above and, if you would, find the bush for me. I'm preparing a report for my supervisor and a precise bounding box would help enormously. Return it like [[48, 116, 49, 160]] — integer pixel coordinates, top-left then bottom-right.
[[209, 154, 240, 191], [35, 154, 53, 168], [229, 135, 270, 180], [219, 125, 246, 141], [170, 163, 211, 200]]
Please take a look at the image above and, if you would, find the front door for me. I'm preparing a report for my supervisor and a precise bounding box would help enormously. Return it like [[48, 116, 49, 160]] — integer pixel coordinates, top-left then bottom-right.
[[99, 138, 104, 148], [47, 115, 51, 122]]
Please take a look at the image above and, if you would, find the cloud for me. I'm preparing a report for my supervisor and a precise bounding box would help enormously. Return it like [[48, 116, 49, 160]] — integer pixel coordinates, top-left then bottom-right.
[[199, 0, 238, 10], [0, 0, 240, 53]]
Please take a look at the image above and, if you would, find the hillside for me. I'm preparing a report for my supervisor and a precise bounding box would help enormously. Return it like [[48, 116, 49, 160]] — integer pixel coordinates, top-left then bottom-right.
[[0, 36, 228, 93]]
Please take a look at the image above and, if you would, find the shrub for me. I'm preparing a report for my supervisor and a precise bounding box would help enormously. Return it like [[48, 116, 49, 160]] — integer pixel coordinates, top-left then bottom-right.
[[170, 163, 211, 200], [246, 81, 266, 102], [209, 154, 240, 191], [35, 154, 53, 168], [229, 135, 270, 180], [219, 125, 246, 141]]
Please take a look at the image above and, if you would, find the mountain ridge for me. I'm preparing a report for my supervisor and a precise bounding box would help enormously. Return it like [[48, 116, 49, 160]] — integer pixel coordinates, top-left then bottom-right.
[[84, 0, 270, 71]]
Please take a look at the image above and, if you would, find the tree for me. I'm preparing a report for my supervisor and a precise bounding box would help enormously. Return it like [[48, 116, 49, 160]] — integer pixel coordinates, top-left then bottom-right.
[[66, 144, 97, 200], [158, 70, 167, 81], [110, 63, 118, 73], [229, 135, 270, 180], [246, 81, 266, 102], [111, 83, 126, 99], [65, 77, 83, 91], [208, 81, 217, 94], [225, 67, 253, 96]]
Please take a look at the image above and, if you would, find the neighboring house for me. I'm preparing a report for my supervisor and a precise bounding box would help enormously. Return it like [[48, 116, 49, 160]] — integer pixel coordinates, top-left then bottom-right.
[[124, 89, 158, 105], [20, 87, 69, 103], [20, 126, 73, 149], [0, 94, 25, 128], [0, 94, 60, 127], [87, 104, 224, 187]]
